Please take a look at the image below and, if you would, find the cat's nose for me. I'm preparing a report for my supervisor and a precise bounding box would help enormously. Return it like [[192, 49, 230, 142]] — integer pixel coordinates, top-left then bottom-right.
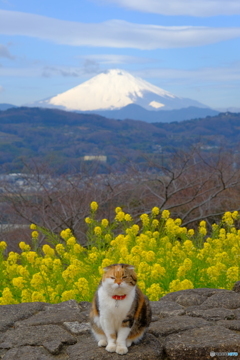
[[117, 282, 121, 285]]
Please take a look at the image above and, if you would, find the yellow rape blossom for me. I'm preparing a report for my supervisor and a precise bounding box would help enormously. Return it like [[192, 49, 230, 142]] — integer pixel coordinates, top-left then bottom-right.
[[102, 258, 114, 268], [188, 229, 194, 237], [115, 211, 125, 222], [12, 276, 25, 289], [181, 279, 194, 290], [42, 244, 55, 257], [124, 214, 132, 222], [101, 219, 109, 227], [0, 241, 7, 251], [0, 287, 17, 305], [55, 243, 65, 255], [90, 201, 98, 211], [151, 206, 160, 216], [31, 231, 39, 238], [146, 283, 162, 301], [25, 251, 38, 264], [73, 243, 84, 254], [152, 219, 159, 229], [226, 266, 239, 282], [146, 251, 155, 262], [67, 237, 76, 246], [31, 292, 46, 302], [18, 265, 29, 278], [61, 290, 76, 302], [88, 252, 98, 262], [30, 273, 44, 288], [222, 211, 234, 226], [21, 289, 32, 303], [131, 224, 139, 235], [74, 278, 89, 298], [85, 217, 92, 224], [199, 227, 207, 236], [2, 203, 240, 306], [140, 213, 149, 227], [94, 226, 102, 236], [232, 211, 238, 220], [151, 264, 166, 280], [162, 210, 170, 219], [169, 279, 193, 292], [19, 242, 31, 251], [175, 218, 182, 226], [60, 228, 72, 240]]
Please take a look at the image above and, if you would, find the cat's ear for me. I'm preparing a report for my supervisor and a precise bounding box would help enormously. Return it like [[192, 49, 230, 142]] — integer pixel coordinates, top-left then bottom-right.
[[126, 265, 135, 270], [103, 265, 112, 272]]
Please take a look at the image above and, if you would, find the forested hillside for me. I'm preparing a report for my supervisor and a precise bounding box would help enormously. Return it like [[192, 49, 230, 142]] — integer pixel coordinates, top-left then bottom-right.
[[0, 107, 239, 173]]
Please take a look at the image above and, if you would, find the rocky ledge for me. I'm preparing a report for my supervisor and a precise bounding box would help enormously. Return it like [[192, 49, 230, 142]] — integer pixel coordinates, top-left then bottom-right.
[[1, 283, 240, 360]]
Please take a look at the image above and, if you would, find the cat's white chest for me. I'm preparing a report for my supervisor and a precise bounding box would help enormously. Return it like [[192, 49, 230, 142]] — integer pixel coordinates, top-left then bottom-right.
[[98, 286, 135, 331]]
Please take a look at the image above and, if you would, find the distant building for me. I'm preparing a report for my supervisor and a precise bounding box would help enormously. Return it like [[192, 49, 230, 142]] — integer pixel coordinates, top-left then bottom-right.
[[83, 155, 107, 162]]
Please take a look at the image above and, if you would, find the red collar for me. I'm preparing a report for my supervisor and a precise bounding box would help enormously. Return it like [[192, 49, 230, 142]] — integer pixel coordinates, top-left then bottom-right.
[[112, 294, 126, 300]]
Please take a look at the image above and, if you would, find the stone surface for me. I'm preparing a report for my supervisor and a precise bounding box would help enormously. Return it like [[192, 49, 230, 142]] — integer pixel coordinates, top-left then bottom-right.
[[217, 319, 240, 331], [1, 346, 64, 360], [233, 281, 240, 293], [165, 325, 240, 360], [150, 300, 185, 317], [66, 333, 163, 360], [0, 302, 47, 332], [199, 291, 240, 310], [0, 324, 76, 349], [0, 283, 240, 360], [63, 321, 91, 335], [15, 300, 86, 327], [185, 307, 235, 320], [149, 316, 210, 337]]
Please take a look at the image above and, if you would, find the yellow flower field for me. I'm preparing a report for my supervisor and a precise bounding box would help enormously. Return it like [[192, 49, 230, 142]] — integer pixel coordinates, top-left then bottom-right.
[[0, 203, 239, 305]]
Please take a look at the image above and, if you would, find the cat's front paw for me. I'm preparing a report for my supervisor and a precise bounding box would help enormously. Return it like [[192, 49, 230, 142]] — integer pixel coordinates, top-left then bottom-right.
[[98, 339, 107, 347], [106, 343, 116, 352], [126, 339, 132, 347], [116, 345, 128, 355]]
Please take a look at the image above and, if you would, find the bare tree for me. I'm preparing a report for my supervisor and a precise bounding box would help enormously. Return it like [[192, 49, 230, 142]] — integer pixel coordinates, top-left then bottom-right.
[[1, 147, 240, 251], [139, 147, 240, 226]]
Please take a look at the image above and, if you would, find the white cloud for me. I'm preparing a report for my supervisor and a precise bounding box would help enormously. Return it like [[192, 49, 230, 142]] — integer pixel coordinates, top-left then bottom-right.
[[135, 63, 240, 84], [41, 66, 82, 78], [1, 60, 239, 87], [99, 0, 240, 17], [0, 65, 100, 78], [0, 85, 4, 92], [1, 10, 240, 50], [78, 54, 153, 65]]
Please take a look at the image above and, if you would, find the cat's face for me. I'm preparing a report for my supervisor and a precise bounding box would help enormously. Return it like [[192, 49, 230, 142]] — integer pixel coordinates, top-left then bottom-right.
[[102, 263, 137, 295]]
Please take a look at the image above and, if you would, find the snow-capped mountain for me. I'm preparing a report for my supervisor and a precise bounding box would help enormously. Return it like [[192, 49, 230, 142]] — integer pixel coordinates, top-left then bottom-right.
[[34, 69, 208, 112]]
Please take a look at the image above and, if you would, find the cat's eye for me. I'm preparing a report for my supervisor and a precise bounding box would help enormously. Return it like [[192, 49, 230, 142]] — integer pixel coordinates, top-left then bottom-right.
[[110, 276, 115, 279], [122, 276, 127, 279]]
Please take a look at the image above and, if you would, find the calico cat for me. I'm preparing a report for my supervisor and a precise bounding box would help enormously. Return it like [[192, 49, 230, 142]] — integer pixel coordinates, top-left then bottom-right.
[[90, 263, 152, 355]]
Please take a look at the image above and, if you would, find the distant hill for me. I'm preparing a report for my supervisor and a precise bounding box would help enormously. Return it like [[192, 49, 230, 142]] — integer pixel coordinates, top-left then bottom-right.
[[0, 107, 239, 174], [0, 103, 17, 111], [82, 104, 219, 123]]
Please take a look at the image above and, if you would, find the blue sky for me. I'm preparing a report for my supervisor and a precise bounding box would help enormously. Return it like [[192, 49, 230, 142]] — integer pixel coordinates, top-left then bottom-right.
[[0, 0, 240, 110]]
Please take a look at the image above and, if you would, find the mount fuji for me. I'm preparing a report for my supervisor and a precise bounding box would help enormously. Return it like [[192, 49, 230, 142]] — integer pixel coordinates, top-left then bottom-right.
[[32, 69, 218, 122]]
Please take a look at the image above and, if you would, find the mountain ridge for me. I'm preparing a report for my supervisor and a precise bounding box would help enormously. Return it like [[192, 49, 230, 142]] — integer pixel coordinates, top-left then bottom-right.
[[31, 69, 209, 113], [79, 104, 219, 123], [0, 103, 17, 111]]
